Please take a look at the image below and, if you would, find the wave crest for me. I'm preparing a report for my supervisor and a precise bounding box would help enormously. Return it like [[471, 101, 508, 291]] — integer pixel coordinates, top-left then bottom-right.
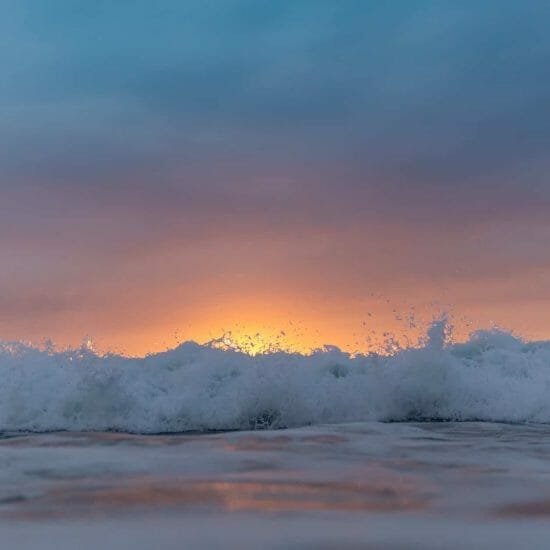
[[1, 322, 550, 432]]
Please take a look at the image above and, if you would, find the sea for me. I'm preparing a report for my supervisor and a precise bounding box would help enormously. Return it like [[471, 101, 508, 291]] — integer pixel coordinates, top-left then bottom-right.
[[2, 322, 550, 548]]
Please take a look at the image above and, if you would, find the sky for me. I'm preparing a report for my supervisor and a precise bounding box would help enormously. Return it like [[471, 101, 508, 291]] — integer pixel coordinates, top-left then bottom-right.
[[1, 0, 550, 355]]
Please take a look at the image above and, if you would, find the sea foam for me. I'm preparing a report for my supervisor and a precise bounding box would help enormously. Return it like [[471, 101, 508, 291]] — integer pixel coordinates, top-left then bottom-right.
[[1, 322, 550, 433]]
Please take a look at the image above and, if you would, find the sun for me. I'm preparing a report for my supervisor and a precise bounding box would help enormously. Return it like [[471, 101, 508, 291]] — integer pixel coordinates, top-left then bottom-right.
[[208, 327, 308, 356]]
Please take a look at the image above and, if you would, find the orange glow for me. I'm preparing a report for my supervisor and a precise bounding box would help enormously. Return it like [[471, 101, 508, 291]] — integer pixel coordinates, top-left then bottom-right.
[[8, 476, 428, 519], [4, 288, 546, 358], [86, 294, 435, 357], [2, 245, 549, 357]]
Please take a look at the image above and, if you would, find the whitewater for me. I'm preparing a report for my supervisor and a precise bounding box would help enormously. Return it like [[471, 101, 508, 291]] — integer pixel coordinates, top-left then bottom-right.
[[2, 321, 550, 433]]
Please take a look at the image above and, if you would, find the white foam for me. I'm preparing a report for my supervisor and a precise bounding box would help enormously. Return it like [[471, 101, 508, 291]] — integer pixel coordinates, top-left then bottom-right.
[[1, 322, 550, 432]]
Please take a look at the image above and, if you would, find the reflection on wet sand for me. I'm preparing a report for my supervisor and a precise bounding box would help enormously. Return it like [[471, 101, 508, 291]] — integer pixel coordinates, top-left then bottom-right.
[[498, 500, 550, 518], [223, 435, 294, 451], [5, 475, 429, 519], [0, 432, 203, 448], [222, 433, 348, 452], [5, 423, 550, 549], [11, 422, 550, 527]]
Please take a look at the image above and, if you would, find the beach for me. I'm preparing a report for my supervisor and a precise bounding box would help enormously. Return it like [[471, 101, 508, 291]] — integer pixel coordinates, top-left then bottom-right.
[[2, 421, 550, 548]]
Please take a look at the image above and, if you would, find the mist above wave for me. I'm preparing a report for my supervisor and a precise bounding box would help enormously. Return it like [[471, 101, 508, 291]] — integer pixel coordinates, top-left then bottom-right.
[[1, 321, 550, 433]]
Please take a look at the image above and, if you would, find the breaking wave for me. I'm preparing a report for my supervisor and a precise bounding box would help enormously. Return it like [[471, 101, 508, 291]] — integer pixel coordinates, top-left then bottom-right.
[[2, 321, 550, 433]]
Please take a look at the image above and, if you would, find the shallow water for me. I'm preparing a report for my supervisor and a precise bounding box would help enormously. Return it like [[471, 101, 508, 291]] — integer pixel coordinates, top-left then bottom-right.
[[2, 422, 550, 548]]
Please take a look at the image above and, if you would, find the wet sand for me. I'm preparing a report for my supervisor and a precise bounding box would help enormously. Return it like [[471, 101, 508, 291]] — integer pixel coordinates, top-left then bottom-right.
[[1, 422, 550, 548]]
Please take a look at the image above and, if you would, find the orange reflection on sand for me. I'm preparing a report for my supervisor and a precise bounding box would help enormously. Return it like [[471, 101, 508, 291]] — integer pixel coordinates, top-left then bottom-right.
[[222, 433, 349, 452], [7, 476, 429, 519], [223, 435, 294, 452], [201, 480, 426, 512]]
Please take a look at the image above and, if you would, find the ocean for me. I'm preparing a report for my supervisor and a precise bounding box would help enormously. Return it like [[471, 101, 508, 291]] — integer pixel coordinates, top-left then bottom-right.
[[2, 322, 550, 547]]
